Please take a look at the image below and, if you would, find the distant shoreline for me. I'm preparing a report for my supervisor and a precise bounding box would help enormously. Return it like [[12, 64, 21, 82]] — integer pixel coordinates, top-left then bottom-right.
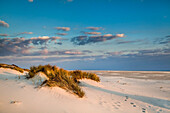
[[81, 70, 170, 73], [84, 70, 170, 80]]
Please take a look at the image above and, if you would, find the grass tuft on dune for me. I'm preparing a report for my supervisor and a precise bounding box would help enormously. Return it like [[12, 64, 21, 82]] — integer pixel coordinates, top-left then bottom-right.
[[69, 70, 100, 82]]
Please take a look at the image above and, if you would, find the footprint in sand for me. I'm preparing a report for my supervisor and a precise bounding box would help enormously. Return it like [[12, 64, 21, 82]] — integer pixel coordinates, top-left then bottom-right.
[[156, 109, 163, 113], [10, 101, 22, 105], [130, 102, 137, 107], [112, 104, 119, 109], [130, 102, 134, 105], [125, 96, 128, 101], [114, 107, 119, 109], [142, 108, 146, 110], [141, 107, 149, 113], [114, 101, 121, 108], [133, 105, 136, 107], [21, 86, 25, 88]]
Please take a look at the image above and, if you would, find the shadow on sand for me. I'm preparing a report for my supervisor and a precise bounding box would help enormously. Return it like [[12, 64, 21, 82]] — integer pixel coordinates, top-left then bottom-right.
[[81, 82, 170, 109]]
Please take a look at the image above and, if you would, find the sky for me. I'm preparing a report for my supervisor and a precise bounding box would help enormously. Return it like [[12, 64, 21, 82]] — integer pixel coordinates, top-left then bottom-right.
[[0, 0, 170, 70]]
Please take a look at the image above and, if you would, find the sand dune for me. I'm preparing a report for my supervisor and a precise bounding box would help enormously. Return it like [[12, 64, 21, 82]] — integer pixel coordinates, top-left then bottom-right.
[[0, 68, 170, 113]]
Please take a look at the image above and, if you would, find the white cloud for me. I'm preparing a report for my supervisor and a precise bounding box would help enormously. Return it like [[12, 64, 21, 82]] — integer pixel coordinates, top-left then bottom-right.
[[103, 34, 112, 37], [31, 36, 50, 40], [116, 34, 124, 37], [55, 27, 70, 31], [0, 20, 9, 28]]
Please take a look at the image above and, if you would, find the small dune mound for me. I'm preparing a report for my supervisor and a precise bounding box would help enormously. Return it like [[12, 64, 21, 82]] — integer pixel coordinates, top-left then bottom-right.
[[27, 64, 100, 98], [31, 72, 49, 86], [0, 63, 29, 73]]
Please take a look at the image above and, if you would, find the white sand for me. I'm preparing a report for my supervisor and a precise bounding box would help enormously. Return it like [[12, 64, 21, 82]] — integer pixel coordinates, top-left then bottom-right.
[[0, 68, 170, 113]]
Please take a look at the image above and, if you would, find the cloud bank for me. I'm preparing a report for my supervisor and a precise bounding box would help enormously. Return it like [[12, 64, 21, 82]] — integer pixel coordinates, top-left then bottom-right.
[[71, 34, 124, 45], [0, 36, 62, 56], [0, 34, 8, 37]]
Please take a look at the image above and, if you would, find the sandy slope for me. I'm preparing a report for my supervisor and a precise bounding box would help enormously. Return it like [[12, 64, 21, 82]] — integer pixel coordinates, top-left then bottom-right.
[[0, 68, 170, 113]]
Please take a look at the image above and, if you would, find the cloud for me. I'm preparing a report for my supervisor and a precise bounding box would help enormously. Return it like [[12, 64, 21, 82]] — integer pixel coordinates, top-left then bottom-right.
[[18, 32, 33, 35], [133, 48, 170, 56], [28, 0, 33, 2], [30, 36, 61, 45], [31, 36, 50, 40], [51, 36, 61, 40], [0, 55, 98, 69], [104, 47, 170, 58], [154, 35, 170, 45], [30, 36, 50, 45], [71, 34, 124, 45], [62, 50, 82, 55], [55, 27, 70, 31], [86, 27, 102, 30], [0, 34, 8, 37], [124, 48, 170, 57], [105, 51, 123, 56], [83, 32, 101, 35], [159, 36, 170, 44], [38, 49, 91, 56], [0, 36, 62, 56], [0, 43, 87, 57], [82, 50, 93, 53], [0, 38, 33, 56], [55, 42, 62, 45], [12, 32, 33, 37], [0, 20, 9, 28], [116, 34, 124, 37], [116, 39, 142, 44], [103, 34, 113, 37], [56, 33, 68, 36]]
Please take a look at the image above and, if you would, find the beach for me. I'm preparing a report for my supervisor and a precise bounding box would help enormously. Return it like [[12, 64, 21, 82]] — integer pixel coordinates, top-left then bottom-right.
[[0, 68, 170, 113]]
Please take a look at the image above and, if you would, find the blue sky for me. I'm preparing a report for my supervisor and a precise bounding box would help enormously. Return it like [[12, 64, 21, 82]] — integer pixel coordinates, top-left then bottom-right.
[[0, 0, 170, 70]]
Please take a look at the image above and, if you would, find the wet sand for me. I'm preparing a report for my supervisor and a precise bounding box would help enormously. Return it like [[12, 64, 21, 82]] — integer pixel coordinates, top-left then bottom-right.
[[86, 71, 170, 80]]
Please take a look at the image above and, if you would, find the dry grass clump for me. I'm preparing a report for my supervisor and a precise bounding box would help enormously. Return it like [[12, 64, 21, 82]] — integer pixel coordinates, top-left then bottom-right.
[[0, 63, 29, 73], [28, 64, 85, 97], [69, 70, 100, 82]]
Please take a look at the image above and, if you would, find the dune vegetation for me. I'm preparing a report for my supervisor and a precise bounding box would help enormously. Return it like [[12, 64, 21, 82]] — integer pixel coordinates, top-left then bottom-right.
[[28, 64, 100, 97], [0, 63, 29, 73], [0, 63, 100, 97], [69, 70, 100, 82]]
